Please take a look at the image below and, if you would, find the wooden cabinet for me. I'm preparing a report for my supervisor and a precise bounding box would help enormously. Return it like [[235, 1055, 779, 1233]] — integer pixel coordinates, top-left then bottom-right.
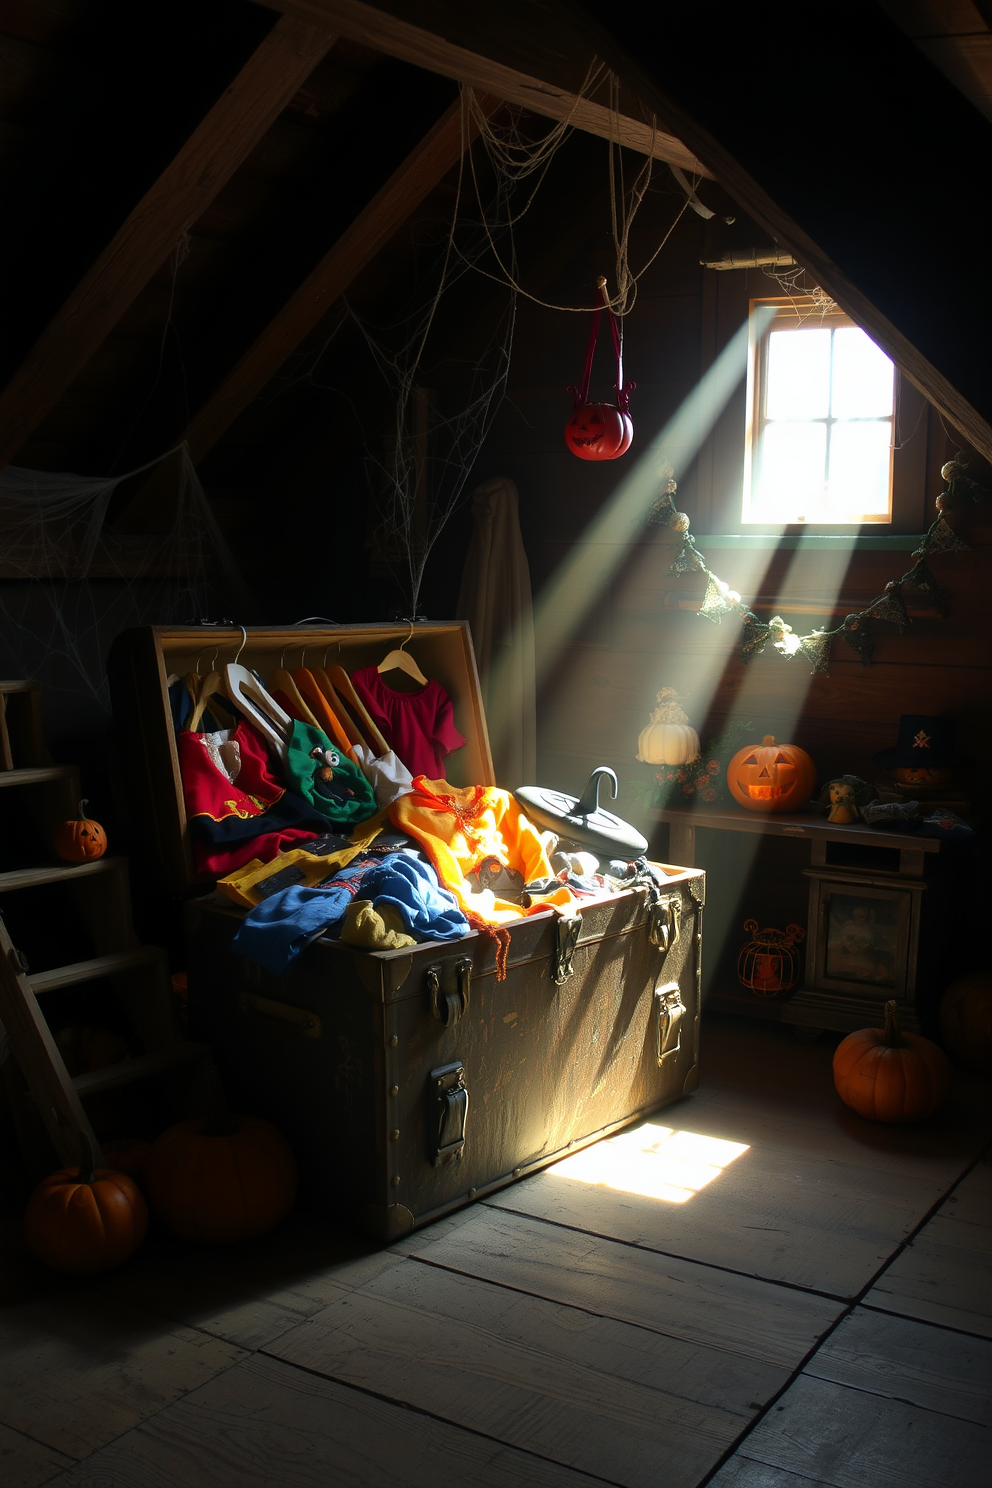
[[651, 806, 950, 1034]]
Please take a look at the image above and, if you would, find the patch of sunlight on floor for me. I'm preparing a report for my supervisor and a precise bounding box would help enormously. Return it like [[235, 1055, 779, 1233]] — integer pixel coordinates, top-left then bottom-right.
[[548, 1125, 751, 1203]]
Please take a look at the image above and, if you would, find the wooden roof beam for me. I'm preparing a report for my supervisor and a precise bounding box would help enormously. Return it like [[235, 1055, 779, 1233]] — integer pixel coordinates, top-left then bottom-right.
[[253, 0, 710, 176], [115, 91, 499, 528], [0, 15, 339, 470]]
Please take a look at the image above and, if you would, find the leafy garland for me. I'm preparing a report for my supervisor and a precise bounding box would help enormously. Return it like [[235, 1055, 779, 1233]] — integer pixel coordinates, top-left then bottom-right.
[[647, 469, 981, 676]]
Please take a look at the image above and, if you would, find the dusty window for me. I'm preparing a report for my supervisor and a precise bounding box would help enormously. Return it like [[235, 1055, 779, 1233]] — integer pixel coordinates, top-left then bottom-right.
[[743, 298, 895, 525]]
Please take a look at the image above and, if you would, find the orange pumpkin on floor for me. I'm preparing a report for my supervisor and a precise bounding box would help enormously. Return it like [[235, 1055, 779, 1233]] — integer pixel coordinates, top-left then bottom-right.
[[24, 1132, 148, 1273], [938, 971, 992, 1074], [54, 799, 107, 861], [145, 1109, 297, 1244], [832, 1000, 951, 1123], [727, 736, 816, 813], [102, 1138, 153, 1183]]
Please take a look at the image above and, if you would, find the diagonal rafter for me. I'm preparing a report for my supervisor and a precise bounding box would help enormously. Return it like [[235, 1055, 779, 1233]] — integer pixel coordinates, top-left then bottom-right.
[[0, 14, 339, 470], [254, 0, 710, 176], [173, 91, 499, 468]]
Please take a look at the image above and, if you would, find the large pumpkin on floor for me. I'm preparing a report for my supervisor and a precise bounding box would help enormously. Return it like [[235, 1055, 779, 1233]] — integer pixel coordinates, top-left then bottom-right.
[[24, 1132, 148, 1273], [832, 1000, 951, 1123], [727, 735, 816, 813], [938, 971, 992, 1074], [145, 1111, 297, 1244]]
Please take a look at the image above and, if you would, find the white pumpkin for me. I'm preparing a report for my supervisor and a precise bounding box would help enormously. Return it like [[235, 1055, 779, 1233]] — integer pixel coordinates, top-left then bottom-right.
[[636, 688, 700, 765]]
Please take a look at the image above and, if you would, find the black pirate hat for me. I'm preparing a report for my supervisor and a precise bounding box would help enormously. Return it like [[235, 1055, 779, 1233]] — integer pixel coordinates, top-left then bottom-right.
[[873, 715, 957, 768]]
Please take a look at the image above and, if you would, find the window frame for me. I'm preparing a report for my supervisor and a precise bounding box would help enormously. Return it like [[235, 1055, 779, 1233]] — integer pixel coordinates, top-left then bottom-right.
[[743, 298, 896, 528], [694, 276, 931, 539]]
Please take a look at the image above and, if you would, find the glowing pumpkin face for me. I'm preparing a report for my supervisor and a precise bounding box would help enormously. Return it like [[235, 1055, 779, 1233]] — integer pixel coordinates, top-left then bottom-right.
[[727, 735, 816, 814], [893, 765, 951, 787], [564, 404, 633, 461]]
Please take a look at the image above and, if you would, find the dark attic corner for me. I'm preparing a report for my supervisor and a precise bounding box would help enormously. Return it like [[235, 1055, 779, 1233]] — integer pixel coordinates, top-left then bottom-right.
[[0, 4, 989, 1486]]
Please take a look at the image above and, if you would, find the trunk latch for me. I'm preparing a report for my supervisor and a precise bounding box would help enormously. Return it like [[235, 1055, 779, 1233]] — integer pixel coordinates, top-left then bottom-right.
[[648, 894, 682, 953], [655, 981, 686, 1064], [427, 958, 472, 1027], [552, 915, 582, 984], [430, 1060, 469, 1167]]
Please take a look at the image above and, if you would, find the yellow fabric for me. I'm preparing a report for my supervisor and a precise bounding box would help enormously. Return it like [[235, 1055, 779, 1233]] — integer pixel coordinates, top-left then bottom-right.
[[339, 900, 416, 950], [217, 810, 388, 908], [389, 777, 569, 925]]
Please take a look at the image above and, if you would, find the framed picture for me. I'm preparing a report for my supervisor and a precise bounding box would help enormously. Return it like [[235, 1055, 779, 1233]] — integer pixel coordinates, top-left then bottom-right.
[[804, 870, 925, 1005]]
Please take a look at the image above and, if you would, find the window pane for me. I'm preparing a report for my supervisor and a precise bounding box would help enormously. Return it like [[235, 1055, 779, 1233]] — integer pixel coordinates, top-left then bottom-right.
[[753, 420, 827, 519], [830, 327, 894, 418], [827, 420, 893, 519], [765, 328, 830, 420]]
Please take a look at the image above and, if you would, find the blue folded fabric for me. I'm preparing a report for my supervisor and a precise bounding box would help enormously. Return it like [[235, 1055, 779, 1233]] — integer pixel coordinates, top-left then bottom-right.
[[231, 852, 469, 974]]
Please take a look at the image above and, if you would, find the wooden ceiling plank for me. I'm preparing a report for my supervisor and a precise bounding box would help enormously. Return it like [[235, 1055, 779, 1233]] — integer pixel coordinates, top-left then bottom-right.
[[254, 0, 710, 176], [0, 15, 339, 469], [183, 92, 498, 464]]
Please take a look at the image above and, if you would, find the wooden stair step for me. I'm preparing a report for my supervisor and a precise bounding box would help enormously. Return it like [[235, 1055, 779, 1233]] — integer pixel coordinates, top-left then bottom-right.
[[0, 764, 77, 786], [28, 946, 166, 995], [0, 856, 126, 893], [72, 1042, 210, 1097]]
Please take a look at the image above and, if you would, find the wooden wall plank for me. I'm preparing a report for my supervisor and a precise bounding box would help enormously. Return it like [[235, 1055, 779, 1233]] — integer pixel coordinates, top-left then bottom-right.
[[0, 15, 339, 467]]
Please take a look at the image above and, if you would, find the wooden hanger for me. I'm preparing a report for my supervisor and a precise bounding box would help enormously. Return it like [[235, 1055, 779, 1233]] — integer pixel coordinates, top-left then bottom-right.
[[185, 648, 236, 733], [267, 647, 321, 730], [327, 664, 391, 756], [217, 629, 292, 759], [292, 659, 358, 759], [377, 622, 428, 686]]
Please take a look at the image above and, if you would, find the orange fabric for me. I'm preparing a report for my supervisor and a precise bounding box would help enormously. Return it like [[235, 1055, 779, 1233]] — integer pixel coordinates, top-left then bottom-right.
[[389, 776, 569, 925]]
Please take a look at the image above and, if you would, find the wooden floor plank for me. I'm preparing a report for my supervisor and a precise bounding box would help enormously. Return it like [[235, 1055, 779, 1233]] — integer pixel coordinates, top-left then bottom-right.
[[481, 1068, 990, 1298], [400, 1204, 843, 1369], [805, 1307, 992, 1424], [0, 1421, 75, 1488], [42, 1352, 621, 1488], [265, 1256, 790, 1488], [733, 1373, 990, 1487], [483, 1151, 939, 1300], [89, 1214, 404, 1351], [863, 1218, 992, 1337], [932, 1158, 992, 1230], [709, 1460, 833, 1487], [0, 1266, 245, 1458]]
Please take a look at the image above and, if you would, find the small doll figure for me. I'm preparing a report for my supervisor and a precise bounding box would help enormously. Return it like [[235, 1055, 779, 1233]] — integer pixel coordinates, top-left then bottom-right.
[[820, 774, 873, 825]]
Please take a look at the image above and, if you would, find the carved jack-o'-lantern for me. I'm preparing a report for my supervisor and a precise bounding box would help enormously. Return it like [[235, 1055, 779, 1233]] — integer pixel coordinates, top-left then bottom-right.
[[893, 765, 952, 788], [564, 404, 632, 462], [727, 735, 816, 814], [565, 279, 634, 462]]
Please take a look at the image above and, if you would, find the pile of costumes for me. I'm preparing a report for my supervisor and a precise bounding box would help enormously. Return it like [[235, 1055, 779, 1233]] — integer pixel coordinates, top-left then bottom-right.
[[171, 664, 657, 980]]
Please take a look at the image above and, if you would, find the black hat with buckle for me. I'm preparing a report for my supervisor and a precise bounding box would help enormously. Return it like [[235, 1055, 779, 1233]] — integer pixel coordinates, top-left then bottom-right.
[[873, 715, 957, 768]]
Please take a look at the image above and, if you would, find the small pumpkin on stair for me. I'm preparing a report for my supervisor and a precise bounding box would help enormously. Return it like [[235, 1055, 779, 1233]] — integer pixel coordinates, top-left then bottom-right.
[[54, 799, 107, 861]]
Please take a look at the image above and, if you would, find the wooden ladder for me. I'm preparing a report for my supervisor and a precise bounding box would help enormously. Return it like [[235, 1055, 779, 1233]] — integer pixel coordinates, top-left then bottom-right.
[[0, 680, 209, 1168]]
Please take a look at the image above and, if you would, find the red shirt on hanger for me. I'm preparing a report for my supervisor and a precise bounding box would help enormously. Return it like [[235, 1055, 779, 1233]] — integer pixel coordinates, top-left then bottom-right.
[[350, 667, 466, 779]]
